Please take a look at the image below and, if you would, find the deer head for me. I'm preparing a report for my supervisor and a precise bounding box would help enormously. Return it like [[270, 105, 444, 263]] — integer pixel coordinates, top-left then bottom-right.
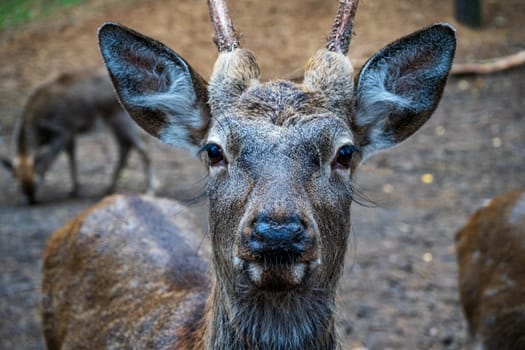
[[98, 0, 455, 347], [1, 119, 45, 204]]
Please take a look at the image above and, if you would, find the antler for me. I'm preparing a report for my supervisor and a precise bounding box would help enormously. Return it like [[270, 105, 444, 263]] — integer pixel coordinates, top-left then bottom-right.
[[326, 0, 360, 55], [207, 0, 240, 52]]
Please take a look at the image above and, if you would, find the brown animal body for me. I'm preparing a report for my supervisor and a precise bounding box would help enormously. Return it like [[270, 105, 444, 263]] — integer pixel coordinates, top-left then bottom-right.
[[456, 190, 525, 350], [42, 194, 209, 349], [42, 0, 456, 349], [1, 67, 154, 204]]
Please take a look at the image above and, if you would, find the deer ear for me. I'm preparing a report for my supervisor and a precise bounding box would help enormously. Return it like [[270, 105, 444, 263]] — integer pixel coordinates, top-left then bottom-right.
[[98, 23, 211, 152], [354, 23, 456, 160]]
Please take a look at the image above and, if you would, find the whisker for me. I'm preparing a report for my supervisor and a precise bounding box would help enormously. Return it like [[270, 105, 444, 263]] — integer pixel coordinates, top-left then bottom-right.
[[349, 181, 377, 208], [165, 169, 209, 205], [197, 229, 211, 253], [348, 219, 357, 271]]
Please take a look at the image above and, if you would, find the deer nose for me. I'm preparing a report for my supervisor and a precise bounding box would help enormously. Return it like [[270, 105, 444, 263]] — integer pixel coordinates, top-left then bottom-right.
[[248, 214, 308, 264]]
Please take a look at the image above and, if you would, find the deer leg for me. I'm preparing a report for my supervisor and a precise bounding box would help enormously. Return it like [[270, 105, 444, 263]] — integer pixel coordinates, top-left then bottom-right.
[[106, 111, 156, 195], [65, 139, 79, 197], [107, 141, 131, 194], [34, 134, 67, 175], [111, 136, 156, 195], [134, 139, 155, 195]]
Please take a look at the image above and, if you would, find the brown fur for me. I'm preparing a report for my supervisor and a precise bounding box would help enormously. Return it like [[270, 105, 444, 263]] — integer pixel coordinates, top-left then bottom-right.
[[456, 191, 525, 350], [1, 67, 154, 203], [42, 195, 210, 350]]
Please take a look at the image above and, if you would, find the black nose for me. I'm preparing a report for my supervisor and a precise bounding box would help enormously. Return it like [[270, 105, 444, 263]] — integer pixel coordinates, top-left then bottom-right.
[[248, 214, 307, 264]]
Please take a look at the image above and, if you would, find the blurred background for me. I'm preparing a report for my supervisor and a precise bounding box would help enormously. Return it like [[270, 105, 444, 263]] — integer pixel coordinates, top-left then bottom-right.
[[0, 0, 524, 349]]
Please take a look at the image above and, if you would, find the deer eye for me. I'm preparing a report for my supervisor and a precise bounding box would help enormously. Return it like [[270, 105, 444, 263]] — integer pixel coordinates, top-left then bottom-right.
[[333, 144, 358, 169], [203, 143, 226, 167]]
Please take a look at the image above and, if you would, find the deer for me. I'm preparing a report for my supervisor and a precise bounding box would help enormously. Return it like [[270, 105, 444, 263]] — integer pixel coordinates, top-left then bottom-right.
[[456, 190, 525, 350], [0, 67, 155, 204], [41, 0, 456, 348]]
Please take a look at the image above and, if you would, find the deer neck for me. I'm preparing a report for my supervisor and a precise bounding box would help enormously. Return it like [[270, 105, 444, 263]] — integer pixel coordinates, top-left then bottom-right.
[[202, 276, 341, 350], [198, 196, 351, 350]]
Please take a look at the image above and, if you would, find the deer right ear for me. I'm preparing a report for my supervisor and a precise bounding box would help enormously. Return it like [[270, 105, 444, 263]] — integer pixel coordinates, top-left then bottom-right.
[[98, 23, 210, 152]]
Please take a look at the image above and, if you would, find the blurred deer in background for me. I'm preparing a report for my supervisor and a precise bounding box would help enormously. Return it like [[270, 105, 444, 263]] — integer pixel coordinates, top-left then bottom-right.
[[456, 190, 525, 350], [0, 68, 155, 204], [42, 0, 455, 348]]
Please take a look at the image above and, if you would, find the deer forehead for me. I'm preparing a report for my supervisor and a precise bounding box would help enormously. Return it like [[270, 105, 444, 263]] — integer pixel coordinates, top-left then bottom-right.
[[208, 80, 353, 154], [234, 81, 331, 124]]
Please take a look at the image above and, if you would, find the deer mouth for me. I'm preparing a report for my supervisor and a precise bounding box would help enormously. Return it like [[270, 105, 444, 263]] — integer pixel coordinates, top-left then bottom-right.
[[234, 256, 320, 291]]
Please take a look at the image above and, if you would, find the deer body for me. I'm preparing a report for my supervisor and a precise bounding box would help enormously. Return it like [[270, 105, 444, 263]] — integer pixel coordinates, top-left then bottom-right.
[[1, 67, 154, 203], [42, 1, 456, 348], [42, 194, 209, 350], [456, 190, 525, 350]]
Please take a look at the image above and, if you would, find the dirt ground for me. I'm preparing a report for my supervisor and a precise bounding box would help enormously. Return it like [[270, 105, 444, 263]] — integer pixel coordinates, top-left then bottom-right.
[[0, 0, 524, 349]]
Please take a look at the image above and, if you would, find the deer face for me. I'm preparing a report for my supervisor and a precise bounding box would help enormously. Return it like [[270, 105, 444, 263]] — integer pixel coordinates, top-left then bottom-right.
[[204, 80, 357, 291], [98, 7, 455, 294]]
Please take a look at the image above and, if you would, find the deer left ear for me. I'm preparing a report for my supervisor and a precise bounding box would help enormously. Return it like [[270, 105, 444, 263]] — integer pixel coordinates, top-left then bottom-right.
[[354, 23, 456, 161]]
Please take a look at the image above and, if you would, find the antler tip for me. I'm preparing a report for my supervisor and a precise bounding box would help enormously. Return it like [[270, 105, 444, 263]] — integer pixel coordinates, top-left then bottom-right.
[[326, 0, 360, 55]]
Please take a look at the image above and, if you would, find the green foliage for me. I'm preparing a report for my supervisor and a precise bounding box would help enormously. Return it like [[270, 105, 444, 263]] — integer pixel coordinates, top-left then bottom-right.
[[0, 0, 85, 29]]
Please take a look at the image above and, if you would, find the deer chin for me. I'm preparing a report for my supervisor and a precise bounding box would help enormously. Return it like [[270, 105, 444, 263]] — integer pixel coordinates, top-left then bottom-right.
[[234, 256, 320, 292]]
